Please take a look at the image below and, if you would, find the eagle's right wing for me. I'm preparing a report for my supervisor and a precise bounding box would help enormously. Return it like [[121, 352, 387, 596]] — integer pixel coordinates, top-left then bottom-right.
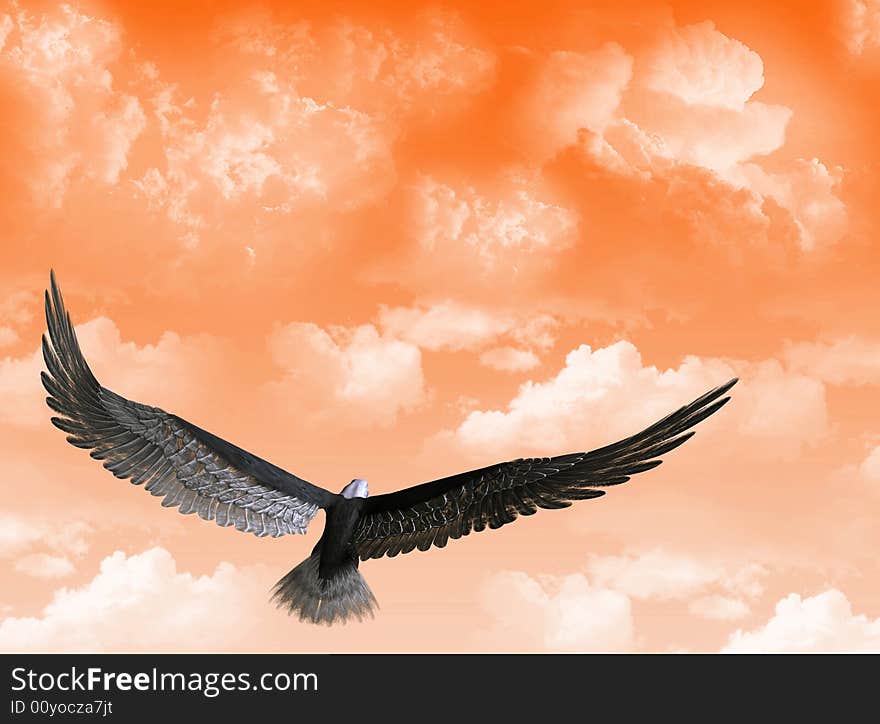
[[42, 271, 337, 537], [354, 378, 737, 559]]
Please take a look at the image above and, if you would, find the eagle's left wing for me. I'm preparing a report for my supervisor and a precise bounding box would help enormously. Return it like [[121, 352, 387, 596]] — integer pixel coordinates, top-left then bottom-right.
[[354, 378, 737, 559], [42, 271, 337, 537]]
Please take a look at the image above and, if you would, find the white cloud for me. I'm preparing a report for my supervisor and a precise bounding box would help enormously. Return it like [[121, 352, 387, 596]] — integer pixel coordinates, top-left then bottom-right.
[[219, 12, 495, 115], [480, 570, 635, 652], [0, 515, 45, 558], [734, 358, 828, 456], [640, 21, 764, 110], [623, 22, 791, 174], [409, 174, 578, 265], [723, 589, 880, 652], [377, 302, 558, 357], [0, 316, 227, 426], [0, 290, 36, 330], [378, 301, 515, 352], [139, 80, 397, 245], [445, 340, 827, 461], [0, 326, 18, 347], [479, 347, 540, 372], [784, 336, 880, 385], [370, 16, 496, 105], [858, 445, 880, 482], [688, 595, 750, 621], [266, 322, 425, 427], [730, 159, 848, 250], [138, 13, 495, 245], [830, 442, 880, 491], [0, 548, 270, 652], [583, 20, 847, 251], [0, 14, 11, 48], [842, 0, 880, 56], [0, 514, 91, 560], [633, 96, 792, 172], [0, 5, 146, 206], [481, 550, 768, 649], [0, 348, 41, 426], [510, 314, 559, 351], [14, 553, 75, 579], [518, 43, 633, 160], [587, 549, 766, 602]]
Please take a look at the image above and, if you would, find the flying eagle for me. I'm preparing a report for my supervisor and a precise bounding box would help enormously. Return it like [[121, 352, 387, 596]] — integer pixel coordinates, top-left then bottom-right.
[[42, 271, 737, 625]]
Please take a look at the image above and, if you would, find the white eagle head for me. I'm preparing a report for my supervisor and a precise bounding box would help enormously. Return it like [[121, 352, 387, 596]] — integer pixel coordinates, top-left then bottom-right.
[[340, 478, 369, 499]]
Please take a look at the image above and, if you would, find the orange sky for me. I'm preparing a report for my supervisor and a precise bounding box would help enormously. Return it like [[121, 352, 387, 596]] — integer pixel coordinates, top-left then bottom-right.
[[1, 0, 879, 652]]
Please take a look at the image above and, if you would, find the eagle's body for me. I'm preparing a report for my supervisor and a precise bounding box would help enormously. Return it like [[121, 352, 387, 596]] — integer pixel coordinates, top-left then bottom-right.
[[41, 271, 737, 625], [277, 497, 377, 624], [320, 495, 367, 579]]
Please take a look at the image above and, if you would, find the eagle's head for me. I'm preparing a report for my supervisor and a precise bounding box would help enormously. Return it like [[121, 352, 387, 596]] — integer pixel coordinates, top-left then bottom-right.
[[340, 478, 369, 499]]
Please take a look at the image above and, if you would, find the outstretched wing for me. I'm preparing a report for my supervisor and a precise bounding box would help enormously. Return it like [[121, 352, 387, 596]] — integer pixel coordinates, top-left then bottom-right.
[[42, 271, 336, 537], [354, 378, 737, 559]]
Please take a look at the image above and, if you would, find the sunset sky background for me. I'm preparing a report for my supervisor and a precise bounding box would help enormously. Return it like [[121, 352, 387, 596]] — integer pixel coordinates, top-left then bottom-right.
[[1, 0, 879, 652]]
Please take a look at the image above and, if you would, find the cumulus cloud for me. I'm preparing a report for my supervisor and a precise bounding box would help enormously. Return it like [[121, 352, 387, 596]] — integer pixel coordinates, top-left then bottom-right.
[[858, 445, 880, 482], [0, 548, 270, 652], [481, 549, 766, 649], [0, 326, 17, 347], [218, 12, 495, 116], [385, 21, 495, 105], [378, 301, 515, 352], [479, 347, 540, 372], [0, 5, 145, 206], [784, 336, 880, 385], [377, 302, 557, 359], [0, 316, 228, 427], [0, 514, 91, 561], [0, 515, 48, 558], [0, 348, 44, 426], [830, 441, 880, 490], [587, 549, 766, 602], [723, 589, 880, 652], [517, 43, 633, 160], [688, 595, 751, 621], [137, 13, 495, 246], [265, 322, 425, 427], [443, 340, 827, 461], [578, 20, 847, 251], [480, 570, 635, 652], [730, 159, 848, 250], [629, 94, 792, 172], [628, 21, 790, 172], [842, 0, 880, 56], [409, 173, 578, 266], [510, 315, 559, 351], [640, 21, 764, 110], [603, 133, 847, 252], [0, 289, 34, 346], [138, 77, 397, 245], [14, 553, 75, 579], [650, 162, 788, 250]]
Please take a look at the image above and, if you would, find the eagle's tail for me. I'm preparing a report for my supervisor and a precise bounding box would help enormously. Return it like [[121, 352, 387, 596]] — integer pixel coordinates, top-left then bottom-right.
[[271, 551, 378, 625]]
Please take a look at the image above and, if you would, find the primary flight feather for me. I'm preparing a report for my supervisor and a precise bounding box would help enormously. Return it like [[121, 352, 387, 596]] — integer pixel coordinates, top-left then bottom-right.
[[42, 271, 737, 625]]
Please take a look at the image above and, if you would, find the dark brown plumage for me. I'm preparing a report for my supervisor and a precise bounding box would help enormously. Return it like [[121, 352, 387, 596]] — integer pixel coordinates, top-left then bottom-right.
[[42, 270, 737, 625]]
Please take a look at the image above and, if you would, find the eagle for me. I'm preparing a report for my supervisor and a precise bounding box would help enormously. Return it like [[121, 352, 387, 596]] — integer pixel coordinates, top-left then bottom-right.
[[42, 271, 737, 625]]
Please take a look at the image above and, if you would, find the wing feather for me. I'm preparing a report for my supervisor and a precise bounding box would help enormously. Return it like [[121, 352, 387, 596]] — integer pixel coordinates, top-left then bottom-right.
[[354, 378, 737, 559], [42, 271, 336, 538]]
